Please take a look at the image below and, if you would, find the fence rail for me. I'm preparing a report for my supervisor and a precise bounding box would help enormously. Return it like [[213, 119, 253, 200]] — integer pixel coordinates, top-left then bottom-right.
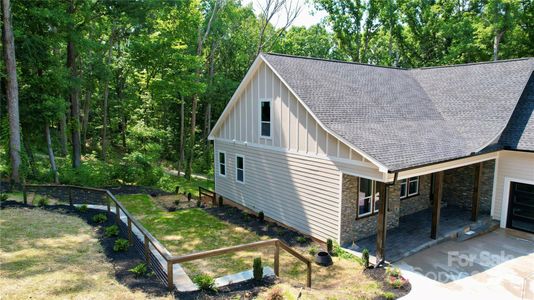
[[198, 186, 216, 205], [22, 184, 312, 290]]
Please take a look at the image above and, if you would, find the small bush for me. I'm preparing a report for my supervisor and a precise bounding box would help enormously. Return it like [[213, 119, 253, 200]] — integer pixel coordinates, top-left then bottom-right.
[[92, 213, 108, 224], [104, 224, 120, 237], [113, 238, 129, 252], [196, 199, 201, 207], [193, 274, 216, 291], [0, 193, 8, 202], [253, 257, 263, 281], [218, 195, 223, 206], [308, 245, 319, 256], [76, 204, 88, 213], [265, 286, 284, 300], [258, 211, 264, 222], [386, 266, 401, 278], [242, 212, 251, 221], [35, 196, 49, 207], [296, 236, 307, 244], [187, 192, 192, 201], [129, 263, 148, 278], [362, 248, 370, 268], [391, 278, 405, 289], [326, 239, 333, 254], [383, 291, 396, 300]]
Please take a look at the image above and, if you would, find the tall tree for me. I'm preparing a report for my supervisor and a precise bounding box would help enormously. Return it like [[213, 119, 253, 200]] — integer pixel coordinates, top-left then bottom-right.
[[2, 0, 22, 184], [66, 0, 81, 168]]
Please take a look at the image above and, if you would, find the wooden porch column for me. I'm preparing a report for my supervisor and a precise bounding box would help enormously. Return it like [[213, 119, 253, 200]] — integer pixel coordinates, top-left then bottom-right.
[[375, 181, 388, 265], [471, 162, 483, 222], [431, 172, 444, 239]]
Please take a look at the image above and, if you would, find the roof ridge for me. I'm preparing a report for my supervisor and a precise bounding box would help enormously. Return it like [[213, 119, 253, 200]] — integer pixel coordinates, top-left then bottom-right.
[[410, 57, 533, 70], [263, 52, 407, 70]]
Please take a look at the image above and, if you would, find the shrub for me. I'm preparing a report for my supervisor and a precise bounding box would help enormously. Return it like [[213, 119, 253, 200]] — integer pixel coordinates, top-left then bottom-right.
[[0, 193, 8, 202], [35, 196, 49, 207], [296, 236, 307, 244], [331, 242, 363, 264], [383, 291, 396, 300], [242, 212, 251, 221], [391, 278, 404, 289], [92, 213, 108, 224], [265, 286, 284, 300], [253, 257, 263, 281], [76, 204, 88, 213], [362, 248, 370, 268], [187, 192, 192, 201], [175, 186, 180, 194], [104, 224, 120, 237], [193, 274, 216, 291], [326, 239, 333, 254], [129, 263, 148, 278], [218, 195, 223, 206], [308, 245, 319, 256], [113, 238, 129, 252], [196, 199, 201, 207], [258, 211, 264, 222], [386, 266, 401, 278]]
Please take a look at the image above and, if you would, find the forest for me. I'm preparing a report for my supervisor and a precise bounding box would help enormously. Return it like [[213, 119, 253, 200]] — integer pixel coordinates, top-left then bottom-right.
[[1, 0, 533, 191]]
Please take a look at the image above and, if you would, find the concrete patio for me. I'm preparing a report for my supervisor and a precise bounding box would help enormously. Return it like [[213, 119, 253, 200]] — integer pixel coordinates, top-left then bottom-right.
[[344, 205, 497, 262]]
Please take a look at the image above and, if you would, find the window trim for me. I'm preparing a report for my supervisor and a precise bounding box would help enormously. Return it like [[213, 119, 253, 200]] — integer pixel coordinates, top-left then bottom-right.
[[217, 151, 226, 177], [400, 177, 420, 199], [235, 154, 245, 184], [357, 178, 375, 218], [258, 98, 272, 139]]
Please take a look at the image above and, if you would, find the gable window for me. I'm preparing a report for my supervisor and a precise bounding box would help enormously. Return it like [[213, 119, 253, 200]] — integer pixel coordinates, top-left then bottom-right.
[[400, 177, 419, 199], [235, 155, 245, 183], [218, 151, 226, 176], [260, 100, 271, 138], [358, 178, 373, 217]]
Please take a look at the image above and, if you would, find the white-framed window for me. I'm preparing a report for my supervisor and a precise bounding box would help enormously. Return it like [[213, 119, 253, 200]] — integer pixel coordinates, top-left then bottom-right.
[[358, 178, 373, 217], [259, 99, 271, 138], [400, 177, 419, 199], [235, 155, 245, 183], [218, 151, 226, 177]]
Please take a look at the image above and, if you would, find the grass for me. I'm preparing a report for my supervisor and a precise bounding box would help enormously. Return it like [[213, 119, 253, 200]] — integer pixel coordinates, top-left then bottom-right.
[[118, 194, 389, 299], [0, 207, 171, 300], [158, 174, 214, 198]]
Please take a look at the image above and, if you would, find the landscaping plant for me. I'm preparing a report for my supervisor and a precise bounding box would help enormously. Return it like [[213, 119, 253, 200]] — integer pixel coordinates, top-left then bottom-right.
[[92, 213, 108, 224], [0, 193, 8, 202], [35, 196, 49, 207], [308, 245, 319, 256], [218, 195, 223, 206], [104, 224, 120, 237], [76, 204, 88, 213], [265, 286, 284, 300], [193, 274, 216, 291], [253, 257, 263, 281], [129, 263, 148, 278], [326, 238, 333, 254], [362, 248, 370, 268], [258, 211, 264, 222], [296, 236, 307, 244], [113, 238, 129, 252], [187, 192, 192, 201]]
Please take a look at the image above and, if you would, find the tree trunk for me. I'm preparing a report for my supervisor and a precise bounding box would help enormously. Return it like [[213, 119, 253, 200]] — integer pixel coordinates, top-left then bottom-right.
[[81, 86, 91, 152], [59, 112, 68, 156], [2, 0, 22, 184], [178, 100, 185, 177], [45, 122, 59, 183], [493, 31, 504, 61], [101, 29, 114, 161], [67, 0, 81, 168]]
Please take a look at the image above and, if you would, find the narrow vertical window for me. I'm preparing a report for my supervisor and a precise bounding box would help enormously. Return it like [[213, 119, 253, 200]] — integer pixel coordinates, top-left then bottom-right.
[[260, 100, 271, 138], [236, 155, 244, 183], [218, 151, 226, 176], [358, 178, 373, 217], [400, 179, 407, 199]]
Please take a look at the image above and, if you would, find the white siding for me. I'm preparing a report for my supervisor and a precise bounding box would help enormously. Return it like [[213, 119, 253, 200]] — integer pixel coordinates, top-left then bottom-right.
[[493, 151, 534, 222], [215, 140, 342, 241], [213, 61, 365, 163]]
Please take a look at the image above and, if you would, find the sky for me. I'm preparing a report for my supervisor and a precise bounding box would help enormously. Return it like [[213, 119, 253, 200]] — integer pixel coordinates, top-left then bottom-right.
[[243, 0, 328, 28]]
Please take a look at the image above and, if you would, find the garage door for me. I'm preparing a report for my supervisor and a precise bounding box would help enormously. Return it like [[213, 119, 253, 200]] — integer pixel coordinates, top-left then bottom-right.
[[507, 182, 534, 233]]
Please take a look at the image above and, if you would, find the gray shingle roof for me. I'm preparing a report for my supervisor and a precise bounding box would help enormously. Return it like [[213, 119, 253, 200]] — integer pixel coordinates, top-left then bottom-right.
[[262, 53, 534, 171]]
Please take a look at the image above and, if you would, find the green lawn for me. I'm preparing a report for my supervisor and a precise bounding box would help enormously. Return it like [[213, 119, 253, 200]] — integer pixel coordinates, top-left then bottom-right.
[[158, 175, 214, 198]]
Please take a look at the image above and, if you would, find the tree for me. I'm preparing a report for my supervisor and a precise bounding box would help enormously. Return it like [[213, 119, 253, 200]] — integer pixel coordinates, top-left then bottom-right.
[[256, 0, 302, 54], [2, 0, 22, 184]]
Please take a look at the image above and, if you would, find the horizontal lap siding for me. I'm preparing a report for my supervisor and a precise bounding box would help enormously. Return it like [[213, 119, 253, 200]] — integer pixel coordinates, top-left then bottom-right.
[[215, 140, 341, 241], [493, 151, 534, 220]]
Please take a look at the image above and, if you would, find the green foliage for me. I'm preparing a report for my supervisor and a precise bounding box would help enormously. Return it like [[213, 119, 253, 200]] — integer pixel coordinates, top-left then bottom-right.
[[187, 192, 192, 201], [253, 257, 263, 281], [0, 194, 8, 202], [129, 263, 148, 278], [35, 196, 49, 207], [113, 238, 130, 252], [331, 242, 364, 264], [382, 291, 396, 300], [308, 245, 319, 256], [193, 274, 216, 291], [296, 236, 307, 244], [362, 249, 370, 268], [104, 225, 120, 237], [76, 204, 88, 213], [326, 239, 333, 254], [92, 213, 108, 224], [386, 266, 401, 278], [258, 211, 264, 222]]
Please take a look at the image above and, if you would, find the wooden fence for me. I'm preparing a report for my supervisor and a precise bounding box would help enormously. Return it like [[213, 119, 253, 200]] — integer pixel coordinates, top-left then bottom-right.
[[198, 186, 216, 205], [23, 184, 312, 290]]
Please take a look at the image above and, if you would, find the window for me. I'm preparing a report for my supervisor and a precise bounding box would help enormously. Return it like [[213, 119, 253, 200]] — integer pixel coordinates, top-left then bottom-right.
[[235, 155, 244, 183], [358, 178, 373, 217], [260, 100, 271, 138], [218, 151, 226, 176], [400, 177, 419, 199]]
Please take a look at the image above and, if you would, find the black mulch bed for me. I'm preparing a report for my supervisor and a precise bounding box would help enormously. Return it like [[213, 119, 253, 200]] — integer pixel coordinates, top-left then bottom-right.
[[0, 200, 277, 300], [364, 267, 411, 299]]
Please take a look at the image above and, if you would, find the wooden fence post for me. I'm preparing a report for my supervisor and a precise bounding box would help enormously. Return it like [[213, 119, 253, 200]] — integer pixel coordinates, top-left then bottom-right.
[[127, 218, 133, 245], [22, 185, 27, 205], [167, 261, 174, 290], [274, 241, 280, 277], [306, 261, 312, 288], [68, 187, 73, 206], [144, 235, 150, 265], [115, 203, 120, 224]]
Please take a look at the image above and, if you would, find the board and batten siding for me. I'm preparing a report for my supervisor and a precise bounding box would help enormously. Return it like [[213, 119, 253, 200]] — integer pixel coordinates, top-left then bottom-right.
[[493, 151, 534, 224], [215, 140, 341, 241], [213, 61, 364, 162]]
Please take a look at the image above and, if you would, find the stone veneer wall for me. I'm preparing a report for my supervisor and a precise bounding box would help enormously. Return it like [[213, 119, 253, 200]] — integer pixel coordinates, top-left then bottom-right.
[[340, 174, 401, 245], [399, 174, 432, 217], [442, 160, 495, 214]]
